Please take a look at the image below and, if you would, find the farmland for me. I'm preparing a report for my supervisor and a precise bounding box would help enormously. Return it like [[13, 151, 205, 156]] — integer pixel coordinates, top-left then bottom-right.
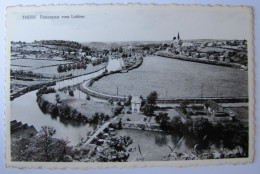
[[10, 41, 108, 98], [11, 59, 72, 71]]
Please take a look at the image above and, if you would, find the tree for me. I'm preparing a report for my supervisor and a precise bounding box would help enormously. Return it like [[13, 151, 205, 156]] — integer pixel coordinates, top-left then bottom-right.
[[15, 126, 69, 162], [77, 63, 81, 69], [125, 95, 132, 106], [68, 88, 74, 96], [63, 64, 68, 72], [143, 104, 155, 117], [81, 45, 90, 52], [147, 91, 158, 105], [55, 94, 60, 103], [114, 105, 123, 116], [118, 118, 123, 129], [72, 63, 77, 70], [40, 126, 56, 161], [155, 112, 169, 123], [57, 64, 63, 73], [118, 47, 123, 53], [68, 64, 72, 71]]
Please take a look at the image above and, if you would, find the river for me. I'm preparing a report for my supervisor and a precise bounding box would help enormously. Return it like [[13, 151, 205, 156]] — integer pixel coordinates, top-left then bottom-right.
[[10, 58, 127, 146], [10, 56, 232, 159], [116, 129, 192, 161], [11, 68, 106, 146], [91, 56, 248, 98]]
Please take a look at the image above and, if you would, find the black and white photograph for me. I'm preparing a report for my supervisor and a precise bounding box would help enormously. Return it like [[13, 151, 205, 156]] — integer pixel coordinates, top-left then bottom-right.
[[4, 4, 254, 168]]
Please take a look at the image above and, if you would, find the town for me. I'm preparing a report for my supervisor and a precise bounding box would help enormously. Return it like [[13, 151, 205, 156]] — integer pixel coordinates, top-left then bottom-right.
[[10, 35, 249, 162]]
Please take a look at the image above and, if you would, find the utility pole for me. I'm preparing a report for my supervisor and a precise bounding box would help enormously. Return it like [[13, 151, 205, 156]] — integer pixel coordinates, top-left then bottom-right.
[[117, 86, 118, 95], [201, 83, 204, 99], [79, 86, 80, 99], [201, 83, 204, 105]]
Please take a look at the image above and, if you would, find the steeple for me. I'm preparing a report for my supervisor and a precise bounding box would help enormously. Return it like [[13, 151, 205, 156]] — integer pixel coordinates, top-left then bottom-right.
[[177, 32, 180, 40]]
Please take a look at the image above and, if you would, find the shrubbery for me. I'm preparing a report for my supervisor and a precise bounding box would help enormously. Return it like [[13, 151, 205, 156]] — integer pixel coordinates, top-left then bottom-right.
[[156, 114, 248, 155], [90, 112, 110, 124], [11, 126, 71, 162], [37, 86, 56, 96]]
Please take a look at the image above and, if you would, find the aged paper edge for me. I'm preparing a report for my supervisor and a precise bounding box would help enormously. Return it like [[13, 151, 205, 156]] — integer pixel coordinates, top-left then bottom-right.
[[3, 3, 255, 169]]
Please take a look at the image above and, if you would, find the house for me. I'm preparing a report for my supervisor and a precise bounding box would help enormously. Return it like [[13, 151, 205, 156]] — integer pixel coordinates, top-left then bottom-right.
[[209, 55, 217, 61], [182, 42, 194, 47], [219, 55, 225, 62], [171, 39, 183, 48], [204, 100, 227, 117], [207, 42, 215, 47], [165, 47, 172, 52], [131, 96, 142, 113]]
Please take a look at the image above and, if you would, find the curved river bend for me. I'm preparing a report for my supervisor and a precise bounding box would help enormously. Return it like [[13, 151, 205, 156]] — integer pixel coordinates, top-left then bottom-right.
[[11, 68, 106, 146], [10, 58, 135, 146], [10, 56, 243, 160]]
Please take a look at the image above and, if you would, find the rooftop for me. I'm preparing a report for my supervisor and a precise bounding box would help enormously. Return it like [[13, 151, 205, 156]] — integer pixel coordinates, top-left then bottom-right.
[[131, 96, 142, 104]]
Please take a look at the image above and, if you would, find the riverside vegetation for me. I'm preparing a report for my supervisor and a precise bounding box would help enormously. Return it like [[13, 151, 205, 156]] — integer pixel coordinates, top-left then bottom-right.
[[10, 39, 249, 162]]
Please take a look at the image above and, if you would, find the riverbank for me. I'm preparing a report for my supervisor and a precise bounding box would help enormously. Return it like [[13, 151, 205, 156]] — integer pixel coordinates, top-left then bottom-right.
[[36, 89, 113, 123], [85, 55, 248, 100], [37, 92, 88, 123], [79, 57, 143, 101], [11, 81, 56, 101], [10, 62, 107, 101], [155, 51, 244, 69]]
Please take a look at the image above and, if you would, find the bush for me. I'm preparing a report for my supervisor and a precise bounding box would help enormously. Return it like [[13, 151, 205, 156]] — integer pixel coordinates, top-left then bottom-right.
[[143, 104, 155, 116], [114, 106, 123, 116], [147, 91, 158, 105], [90, 112, 110, 124], [12, 127, 70, 162], [117, 101, 121, 106]]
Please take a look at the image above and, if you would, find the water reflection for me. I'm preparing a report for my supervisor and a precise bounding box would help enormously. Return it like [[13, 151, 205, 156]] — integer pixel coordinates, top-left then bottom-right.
[[155, 134, 168, 146], [11, 67, 107, 146], [116, 129, 192, 161], [59, 117, 87, 127]]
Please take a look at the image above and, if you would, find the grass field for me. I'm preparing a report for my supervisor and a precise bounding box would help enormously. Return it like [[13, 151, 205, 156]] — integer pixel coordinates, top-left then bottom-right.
[[43, 93, 113, 119], [11, 59, 72, 68], [11, 58, 106, 76], [198, 47, 231, 53]]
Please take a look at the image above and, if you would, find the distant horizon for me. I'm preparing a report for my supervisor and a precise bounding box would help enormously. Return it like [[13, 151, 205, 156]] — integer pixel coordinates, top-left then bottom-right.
[[11, 38, 247, 44], [7, 5, 251, 43]]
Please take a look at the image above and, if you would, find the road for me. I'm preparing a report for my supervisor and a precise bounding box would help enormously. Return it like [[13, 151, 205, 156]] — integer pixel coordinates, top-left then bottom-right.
[[81, 116, 118, 148]]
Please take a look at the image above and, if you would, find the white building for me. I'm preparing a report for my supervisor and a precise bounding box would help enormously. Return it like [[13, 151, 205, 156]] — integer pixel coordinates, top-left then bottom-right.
[[182, 42, 194, 47], [131, 96, 142, 113]]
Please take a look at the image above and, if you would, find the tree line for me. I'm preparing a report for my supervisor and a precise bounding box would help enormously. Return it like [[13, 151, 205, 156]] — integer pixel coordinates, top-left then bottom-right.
[[57, 62, 87, 73]]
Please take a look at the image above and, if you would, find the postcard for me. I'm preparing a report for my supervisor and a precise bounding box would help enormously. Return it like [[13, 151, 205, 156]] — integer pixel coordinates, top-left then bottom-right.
[[4, 4, 254, 168]]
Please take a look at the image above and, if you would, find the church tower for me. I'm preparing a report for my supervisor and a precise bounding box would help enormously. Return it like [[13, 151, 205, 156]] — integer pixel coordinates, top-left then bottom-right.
[[177, 32, 180, 40]]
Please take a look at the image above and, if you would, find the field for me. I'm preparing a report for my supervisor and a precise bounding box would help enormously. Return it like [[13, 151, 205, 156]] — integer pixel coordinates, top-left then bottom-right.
[[11, 57, 106, 76], [11, 59, 73, 71], [43, 93, 113, 119], [198, 47, 232, 53], [90, 56, 248, 99]]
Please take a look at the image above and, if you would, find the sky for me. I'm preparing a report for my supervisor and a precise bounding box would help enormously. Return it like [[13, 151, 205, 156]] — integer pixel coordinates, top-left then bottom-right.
[[6, 4, 253, 42]]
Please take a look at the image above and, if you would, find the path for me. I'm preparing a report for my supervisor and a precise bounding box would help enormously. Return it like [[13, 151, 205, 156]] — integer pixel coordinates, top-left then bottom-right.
[[80, 80, 248, 104], [81, 117, 118, 148]]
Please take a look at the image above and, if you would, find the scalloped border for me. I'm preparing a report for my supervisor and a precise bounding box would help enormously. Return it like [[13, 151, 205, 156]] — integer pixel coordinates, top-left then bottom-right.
[[3, 3, 255, 169]]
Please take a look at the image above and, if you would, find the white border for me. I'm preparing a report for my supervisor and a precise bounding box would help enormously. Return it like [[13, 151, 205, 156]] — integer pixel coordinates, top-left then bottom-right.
[[1, 0, 259, 173]]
